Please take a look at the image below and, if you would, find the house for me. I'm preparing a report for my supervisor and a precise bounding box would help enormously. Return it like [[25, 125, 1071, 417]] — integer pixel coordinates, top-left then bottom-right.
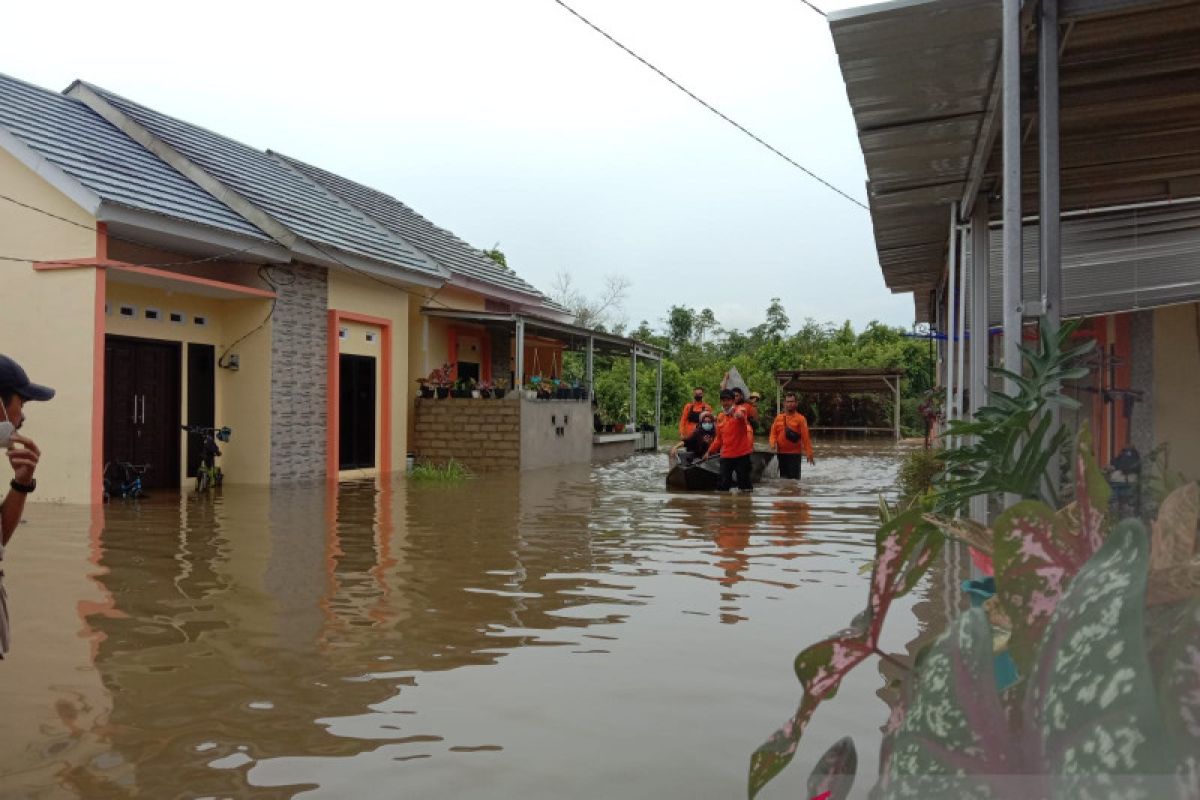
[[0, 72, 659, 504], [828, 0, 1200, 509]]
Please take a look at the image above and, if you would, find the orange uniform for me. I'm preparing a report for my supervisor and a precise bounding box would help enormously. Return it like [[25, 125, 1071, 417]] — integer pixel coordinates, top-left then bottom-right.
[[678, 400, 712, 438], [769, 411, 814, 458], [708, 408, 754, 459]]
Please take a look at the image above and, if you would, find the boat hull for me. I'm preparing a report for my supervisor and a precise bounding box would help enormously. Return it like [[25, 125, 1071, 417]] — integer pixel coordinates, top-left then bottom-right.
[[666, 449, 776, 491]]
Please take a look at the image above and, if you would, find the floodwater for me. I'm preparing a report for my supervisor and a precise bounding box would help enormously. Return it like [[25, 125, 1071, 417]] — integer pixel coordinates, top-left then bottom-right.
[[0, 442, 951, 799]]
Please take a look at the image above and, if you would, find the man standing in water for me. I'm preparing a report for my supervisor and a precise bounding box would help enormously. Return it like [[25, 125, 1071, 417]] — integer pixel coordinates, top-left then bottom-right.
[[678, 386, 711, 440], [707, 389, 754, 492], [0, 354, 53, 660], [769, 392, 815, 480]]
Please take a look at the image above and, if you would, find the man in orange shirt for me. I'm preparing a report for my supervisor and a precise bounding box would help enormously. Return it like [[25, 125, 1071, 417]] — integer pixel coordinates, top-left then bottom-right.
[[678, 386, 712, 439], [707, 389, 755, 492], [769, 392, 815, 480]]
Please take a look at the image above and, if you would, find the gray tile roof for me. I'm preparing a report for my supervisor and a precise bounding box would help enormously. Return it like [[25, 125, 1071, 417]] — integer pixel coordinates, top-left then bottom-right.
[[272, 152, 548, 299], [75, 82, 439, 277], [0, 72, 269, 241]]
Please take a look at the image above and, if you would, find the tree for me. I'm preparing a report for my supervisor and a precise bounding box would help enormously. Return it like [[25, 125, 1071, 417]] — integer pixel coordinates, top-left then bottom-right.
[[695, 308, 718, 344], [481, 243, 508, 269], [550, 271, 631, 331], [665, 305, 695, 351]]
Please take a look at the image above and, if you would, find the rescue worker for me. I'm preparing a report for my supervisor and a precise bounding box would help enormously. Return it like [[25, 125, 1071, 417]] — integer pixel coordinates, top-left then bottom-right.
[[769, 392, 815, 480], [706, 389, 754, 492], [670, 410, 716, 466], [678, 386, 712, 439], [746, 390, 763, 432]]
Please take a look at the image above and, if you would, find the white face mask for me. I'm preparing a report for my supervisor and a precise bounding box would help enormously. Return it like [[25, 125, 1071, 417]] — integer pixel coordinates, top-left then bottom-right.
[[0, 403, 13, 449]]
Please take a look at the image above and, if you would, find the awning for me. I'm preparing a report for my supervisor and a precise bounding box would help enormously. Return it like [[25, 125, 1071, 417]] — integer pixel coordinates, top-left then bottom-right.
[[774, 368, 905, 395], [420, 308, 663, 359], [829, 0, 1200, 321]]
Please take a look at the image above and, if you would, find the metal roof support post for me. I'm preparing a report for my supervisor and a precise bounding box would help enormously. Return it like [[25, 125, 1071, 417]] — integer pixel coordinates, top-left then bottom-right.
[[955, 225, 968, 446], [894, 376, 901, 442], [1002, 0, 1024, 509], [655, 357, 663, 449], [515, 318, 525, 391], [586, 335, 595, 400], [946, 201, 959, 446], [1039, 0, 1064, 483], [629, 348, 637, 428], [970, 195, 991, 524]]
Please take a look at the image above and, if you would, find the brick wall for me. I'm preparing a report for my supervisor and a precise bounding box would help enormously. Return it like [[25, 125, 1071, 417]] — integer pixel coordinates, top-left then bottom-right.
[[413, 398, 520, 471], [271, 262, 329, 482]]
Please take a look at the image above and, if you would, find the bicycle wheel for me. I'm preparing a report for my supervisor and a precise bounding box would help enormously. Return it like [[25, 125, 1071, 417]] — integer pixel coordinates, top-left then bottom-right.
[[196, 470, 209, 492]]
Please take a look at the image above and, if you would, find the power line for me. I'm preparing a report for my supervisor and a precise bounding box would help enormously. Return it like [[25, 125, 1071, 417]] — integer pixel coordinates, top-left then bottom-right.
[[798, 0, 827, 18], [0, 192, 95, 231], [550, 0, 867, 210]]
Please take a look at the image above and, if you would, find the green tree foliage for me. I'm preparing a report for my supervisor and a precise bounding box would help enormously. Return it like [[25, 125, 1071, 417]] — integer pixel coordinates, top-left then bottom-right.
[[587, 297, 932, 435]]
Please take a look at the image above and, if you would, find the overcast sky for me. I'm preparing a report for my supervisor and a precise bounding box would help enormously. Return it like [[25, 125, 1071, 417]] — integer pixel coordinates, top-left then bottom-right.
[[6, 0, 908, 334]]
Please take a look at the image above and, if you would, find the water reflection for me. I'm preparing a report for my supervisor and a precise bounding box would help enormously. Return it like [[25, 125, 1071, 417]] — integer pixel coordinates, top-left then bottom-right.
[[1, 442, 921, 798]]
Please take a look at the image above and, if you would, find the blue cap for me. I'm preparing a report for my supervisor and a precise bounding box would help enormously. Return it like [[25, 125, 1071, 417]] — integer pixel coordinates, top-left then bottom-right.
[[0, 355, 55, 401]]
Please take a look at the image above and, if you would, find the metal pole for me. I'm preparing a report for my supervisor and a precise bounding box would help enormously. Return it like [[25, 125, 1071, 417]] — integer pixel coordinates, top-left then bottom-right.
[[946, 202, 959, 439], [894, 376, 901, 442], [1039, 0, 1063, 484], [586, 335, 594, 400], [629, 348, 637, 428], [970, 195, 991, 524], [1002, 0, 1023, 509], [955, 225, 968, 446], [1039, 0, 1061, 339], [655, 356, 663, 449], [1002, 0, 1023, 400], [515, 318, 525, 391]]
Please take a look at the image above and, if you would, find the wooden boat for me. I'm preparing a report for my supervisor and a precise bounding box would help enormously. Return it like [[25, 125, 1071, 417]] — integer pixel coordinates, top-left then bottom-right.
[[666, 448, 776, 491]]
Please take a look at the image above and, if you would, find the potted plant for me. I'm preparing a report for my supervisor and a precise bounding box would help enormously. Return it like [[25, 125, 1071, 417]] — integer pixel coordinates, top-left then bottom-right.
[[476, 379, 493, 398], [572, 381, 586, 401], [614, 422, 626, 433], [416, 377, 434, 399], [493, 378, 508, 399], [428, 363, 452, 399]]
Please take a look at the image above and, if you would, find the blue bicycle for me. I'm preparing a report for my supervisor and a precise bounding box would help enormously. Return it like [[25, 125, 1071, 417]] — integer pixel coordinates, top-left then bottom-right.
[[103, 461, 150, 502]]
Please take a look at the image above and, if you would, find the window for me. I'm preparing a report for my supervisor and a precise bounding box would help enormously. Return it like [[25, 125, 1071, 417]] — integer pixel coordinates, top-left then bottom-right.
[[144, 308, 161, 321], [169, 311, 185, 324], [119, 305, 136, 318], [194, 316, 208, 327], [365, 332, 377, 344]]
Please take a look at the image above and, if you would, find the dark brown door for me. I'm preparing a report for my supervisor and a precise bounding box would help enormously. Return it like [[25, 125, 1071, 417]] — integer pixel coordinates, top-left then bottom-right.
[[339, 354, 376, 470], [105, 336, 182, 490]]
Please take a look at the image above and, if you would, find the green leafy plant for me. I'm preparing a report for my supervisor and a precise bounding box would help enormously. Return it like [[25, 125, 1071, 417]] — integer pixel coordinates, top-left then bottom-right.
[[409, 459, 471, 483], [897, 447, 943, 501], [935, 319, 1094, 513]]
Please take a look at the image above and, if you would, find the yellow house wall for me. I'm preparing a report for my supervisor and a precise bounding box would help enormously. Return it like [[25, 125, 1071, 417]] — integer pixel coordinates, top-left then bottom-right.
[[327, 271, 411, 473], [1153, 302, 1200, 479], [104, 283, 273, 486], [0, 148, 97, 504]]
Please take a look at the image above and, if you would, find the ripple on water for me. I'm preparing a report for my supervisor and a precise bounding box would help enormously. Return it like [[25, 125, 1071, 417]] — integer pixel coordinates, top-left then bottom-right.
[[0, 440, 931, 798]]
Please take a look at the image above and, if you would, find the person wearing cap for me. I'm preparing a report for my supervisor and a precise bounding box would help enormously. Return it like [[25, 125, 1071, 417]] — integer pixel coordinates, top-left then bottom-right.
[[706, 389, 754, 492], [770, 392, 815, 480], [745, 390, 763, 432], [0, 354, 54, 660]]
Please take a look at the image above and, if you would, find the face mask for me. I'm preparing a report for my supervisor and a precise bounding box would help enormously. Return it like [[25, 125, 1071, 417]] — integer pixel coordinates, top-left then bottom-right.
[[0, 404, 14, 449], [693, 394, 703, 402], [701, 422, 714, 432]]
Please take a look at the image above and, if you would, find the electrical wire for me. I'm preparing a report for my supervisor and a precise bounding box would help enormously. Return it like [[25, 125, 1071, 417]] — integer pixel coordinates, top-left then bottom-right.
[[0, 191, 95, 231], [550, 0, 867, 210], [798, 0, 827, 18]]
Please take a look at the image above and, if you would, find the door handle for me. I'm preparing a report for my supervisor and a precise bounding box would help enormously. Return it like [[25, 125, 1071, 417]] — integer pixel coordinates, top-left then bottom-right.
[[140, 395, 147, 424], [132, 394, 138, 424]]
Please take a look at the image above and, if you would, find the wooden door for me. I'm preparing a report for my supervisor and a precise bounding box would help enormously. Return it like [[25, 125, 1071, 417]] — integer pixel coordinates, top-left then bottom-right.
[[339, 354, 376, 470], [105, 336, 182, 489]]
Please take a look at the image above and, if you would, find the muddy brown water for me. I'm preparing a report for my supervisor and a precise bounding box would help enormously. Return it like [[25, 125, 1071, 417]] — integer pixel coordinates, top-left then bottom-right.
[[1, 442, 942, 799]]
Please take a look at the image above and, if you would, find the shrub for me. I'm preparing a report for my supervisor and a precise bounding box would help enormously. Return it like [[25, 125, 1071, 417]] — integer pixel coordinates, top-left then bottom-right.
[[896, 447, 942, 500], [409, 459, 471, 483]]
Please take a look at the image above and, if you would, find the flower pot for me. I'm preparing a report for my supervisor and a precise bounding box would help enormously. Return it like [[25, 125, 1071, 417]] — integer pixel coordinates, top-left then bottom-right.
[[556, 388, 570, 400], [614, 423, 625, 433], [419, 387, 434, 399], [604, 424, 614, 433], [572, 387, 586, 400], [436, 387, 450, 400], [471, 390, 482, 399]]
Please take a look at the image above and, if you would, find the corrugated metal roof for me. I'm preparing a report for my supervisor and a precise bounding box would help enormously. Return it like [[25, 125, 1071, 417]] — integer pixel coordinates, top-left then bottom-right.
[[272, 152, 547, 299], [830, 0, 1002, 316], [74, 82, 439, 276], [0, 72, 269, 241]]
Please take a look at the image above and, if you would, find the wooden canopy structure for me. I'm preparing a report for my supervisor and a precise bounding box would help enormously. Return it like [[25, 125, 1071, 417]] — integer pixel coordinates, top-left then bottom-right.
[[774, 368, 905, 440]]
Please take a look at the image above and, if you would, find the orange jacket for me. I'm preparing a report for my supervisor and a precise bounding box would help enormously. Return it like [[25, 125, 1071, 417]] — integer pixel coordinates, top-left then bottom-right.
[[708, 407, 754, 459], [678, 401, 712, 438], [770, 411, 813, 457]]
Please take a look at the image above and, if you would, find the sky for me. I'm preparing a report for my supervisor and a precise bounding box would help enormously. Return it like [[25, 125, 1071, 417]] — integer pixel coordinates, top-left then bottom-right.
[[4, 0, 910, 334]]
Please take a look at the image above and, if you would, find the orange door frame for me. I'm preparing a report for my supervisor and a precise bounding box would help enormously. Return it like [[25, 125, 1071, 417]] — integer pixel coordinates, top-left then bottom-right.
[[327, 310, 393, 479]]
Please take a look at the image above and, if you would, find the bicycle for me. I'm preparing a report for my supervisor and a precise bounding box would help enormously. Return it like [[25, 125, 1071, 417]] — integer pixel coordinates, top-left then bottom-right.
[[103, 461, 150, 502], [182, 425, 231, 492]]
